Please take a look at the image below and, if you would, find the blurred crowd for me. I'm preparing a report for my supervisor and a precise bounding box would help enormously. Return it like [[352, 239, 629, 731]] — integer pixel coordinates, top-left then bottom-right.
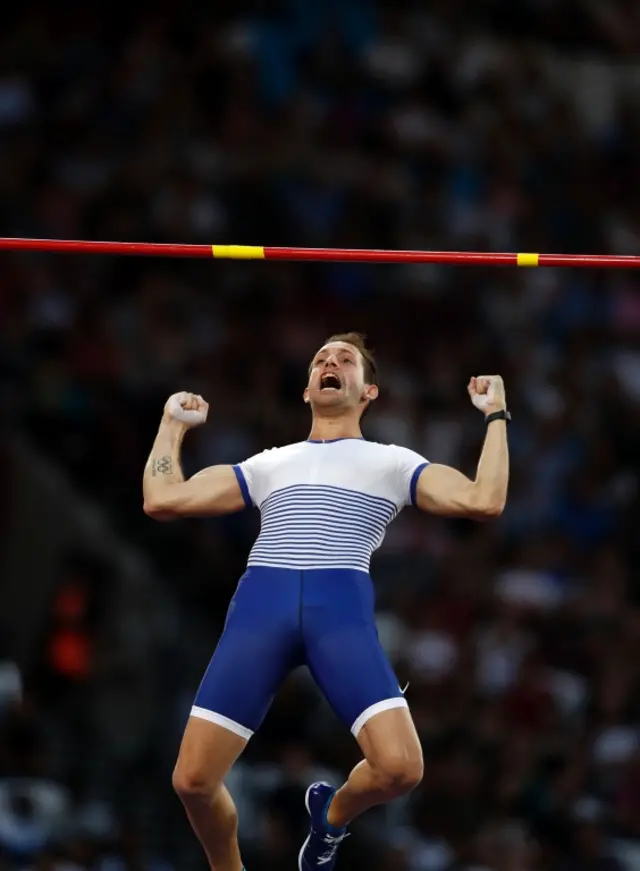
[[1, 1, 640, 869]]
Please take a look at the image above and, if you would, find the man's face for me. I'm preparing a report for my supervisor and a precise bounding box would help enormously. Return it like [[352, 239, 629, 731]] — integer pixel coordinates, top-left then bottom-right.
[[304, 341, 377, 412]]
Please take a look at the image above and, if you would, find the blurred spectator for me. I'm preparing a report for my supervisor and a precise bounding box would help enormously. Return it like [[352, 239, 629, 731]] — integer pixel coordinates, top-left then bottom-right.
[[0, 780, 69, 864], [34, 553, 110, 702], [0, 635, 21, 721]]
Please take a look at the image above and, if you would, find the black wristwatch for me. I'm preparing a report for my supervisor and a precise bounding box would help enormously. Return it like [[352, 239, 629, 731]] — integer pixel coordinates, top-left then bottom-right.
[[485, 409, 511, 425]]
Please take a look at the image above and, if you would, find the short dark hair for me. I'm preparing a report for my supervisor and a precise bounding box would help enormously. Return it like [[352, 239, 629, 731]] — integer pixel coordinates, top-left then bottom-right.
[[319, 332, 378, 385]]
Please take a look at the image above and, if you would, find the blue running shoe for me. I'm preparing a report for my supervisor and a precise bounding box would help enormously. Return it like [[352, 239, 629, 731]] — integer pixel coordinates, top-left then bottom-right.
[[299, 782, 349, 871]]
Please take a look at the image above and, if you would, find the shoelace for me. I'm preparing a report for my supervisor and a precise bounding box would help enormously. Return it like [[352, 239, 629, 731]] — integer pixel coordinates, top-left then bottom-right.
[[317, 832, 350, 865]]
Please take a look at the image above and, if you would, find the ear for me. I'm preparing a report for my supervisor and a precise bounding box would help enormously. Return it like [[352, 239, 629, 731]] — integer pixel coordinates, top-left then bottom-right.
[[303, 386, 310, 404], [362, 384, 379, 403]]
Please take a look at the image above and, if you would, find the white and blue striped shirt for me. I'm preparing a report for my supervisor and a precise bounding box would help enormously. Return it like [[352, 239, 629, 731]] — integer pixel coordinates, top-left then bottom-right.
[[233, 438, 429, 573]]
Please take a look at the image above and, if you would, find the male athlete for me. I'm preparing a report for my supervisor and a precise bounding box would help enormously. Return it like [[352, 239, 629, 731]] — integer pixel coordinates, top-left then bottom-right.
[[143, 332, 509, 871]]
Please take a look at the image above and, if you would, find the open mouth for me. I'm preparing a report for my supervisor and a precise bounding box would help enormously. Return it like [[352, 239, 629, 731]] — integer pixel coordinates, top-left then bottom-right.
[[320, 372, 342, 391]]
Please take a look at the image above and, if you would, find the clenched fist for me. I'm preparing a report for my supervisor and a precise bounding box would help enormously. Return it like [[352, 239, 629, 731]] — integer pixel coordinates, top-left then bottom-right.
[[163, 391, 209, 428], [468, 375, 506, 415]]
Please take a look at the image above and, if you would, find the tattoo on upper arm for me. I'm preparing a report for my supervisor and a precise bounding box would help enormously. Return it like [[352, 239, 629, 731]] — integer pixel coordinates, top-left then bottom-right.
[[151, 456, 173, 476]]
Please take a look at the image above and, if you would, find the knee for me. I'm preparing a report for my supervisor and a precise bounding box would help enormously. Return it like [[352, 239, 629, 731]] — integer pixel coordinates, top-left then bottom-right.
[[172, 763, 220, 804], [375, 751, 424, 798]]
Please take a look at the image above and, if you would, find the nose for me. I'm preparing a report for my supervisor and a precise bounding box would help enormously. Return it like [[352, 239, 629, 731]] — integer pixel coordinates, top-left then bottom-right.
[[323, 353, 339, 368]]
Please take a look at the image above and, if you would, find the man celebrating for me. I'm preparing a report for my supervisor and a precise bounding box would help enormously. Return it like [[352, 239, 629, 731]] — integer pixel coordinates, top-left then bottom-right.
[[143, 332, 509, 871]]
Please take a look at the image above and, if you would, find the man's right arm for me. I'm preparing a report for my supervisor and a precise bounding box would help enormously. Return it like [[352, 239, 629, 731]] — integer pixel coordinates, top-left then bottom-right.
[[142, 393, 247, 521]]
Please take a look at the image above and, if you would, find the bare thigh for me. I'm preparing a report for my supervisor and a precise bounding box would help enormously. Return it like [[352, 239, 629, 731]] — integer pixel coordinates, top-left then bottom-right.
[[173, 716, 248, 792], [357, 706, 423, 774]]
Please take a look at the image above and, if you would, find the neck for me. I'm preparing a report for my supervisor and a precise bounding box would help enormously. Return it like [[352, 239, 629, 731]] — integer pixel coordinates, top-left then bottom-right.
[[307, 413, 362, 442]]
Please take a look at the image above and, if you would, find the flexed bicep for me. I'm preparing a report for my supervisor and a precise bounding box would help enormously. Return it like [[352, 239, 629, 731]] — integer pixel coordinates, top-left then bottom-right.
[[414, 463, 496, 520], [144, 464, 247, 520]]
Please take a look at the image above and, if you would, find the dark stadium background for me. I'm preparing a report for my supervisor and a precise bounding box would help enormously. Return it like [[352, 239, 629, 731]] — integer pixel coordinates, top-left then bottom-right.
[[1, 2, 639, 869]]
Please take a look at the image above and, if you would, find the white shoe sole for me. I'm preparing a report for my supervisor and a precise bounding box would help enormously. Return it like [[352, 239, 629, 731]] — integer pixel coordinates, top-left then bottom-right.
[[298, 785, 314, 871]]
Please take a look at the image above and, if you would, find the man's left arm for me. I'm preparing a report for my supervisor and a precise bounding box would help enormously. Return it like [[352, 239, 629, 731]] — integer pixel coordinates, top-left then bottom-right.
[[415, 375, 509, 521]]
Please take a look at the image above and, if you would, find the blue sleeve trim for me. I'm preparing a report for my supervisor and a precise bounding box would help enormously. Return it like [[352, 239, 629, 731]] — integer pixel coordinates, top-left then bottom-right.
[[233, 465, 252, 508], [409, 462, 429, 507]]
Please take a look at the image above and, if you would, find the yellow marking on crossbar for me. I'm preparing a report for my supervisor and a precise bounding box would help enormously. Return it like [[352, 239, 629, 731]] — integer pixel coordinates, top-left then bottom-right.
[[517, 253, 539, 267], [212, 245, 265, 259]]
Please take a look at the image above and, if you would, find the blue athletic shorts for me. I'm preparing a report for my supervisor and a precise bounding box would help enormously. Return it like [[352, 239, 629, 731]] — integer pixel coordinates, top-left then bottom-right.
[[191, 566, 407, 740]]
